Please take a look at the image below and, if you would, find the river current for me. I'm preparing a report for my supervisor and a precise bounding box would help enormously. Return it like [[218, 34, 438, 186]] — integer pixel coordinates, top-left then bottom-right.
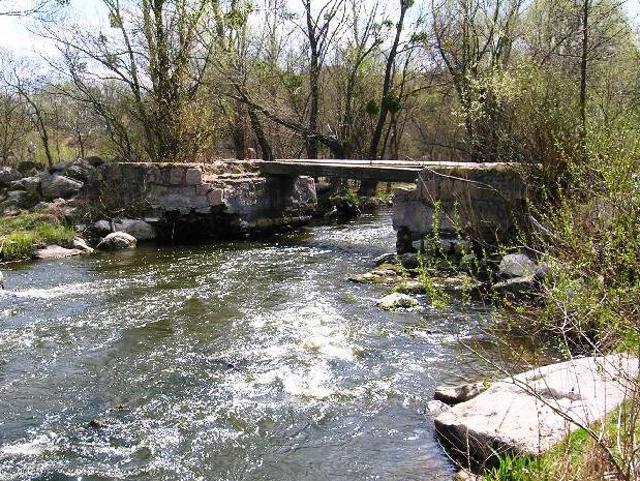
[[0, 210, 492, 481]]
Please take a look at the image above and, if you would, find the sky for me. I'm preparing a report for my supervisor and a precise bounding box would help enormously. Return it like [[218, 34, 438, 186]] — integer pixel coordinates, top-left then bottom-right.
[[0, 0, 106, 56], [1, 0, 639, 60]]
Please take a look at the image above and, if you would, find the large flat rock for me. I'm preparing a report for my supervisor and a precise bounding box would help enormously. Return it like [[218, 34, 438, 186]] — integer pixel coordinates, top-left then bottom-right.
[[35, 245, 84, 260], [434, 355, 639, 463]]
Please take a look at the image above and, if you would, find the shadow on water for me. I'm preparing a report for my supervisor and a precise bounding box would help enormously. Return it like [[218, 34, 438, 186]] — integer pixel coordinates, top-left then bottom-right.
[[1, 210, 497, 481]]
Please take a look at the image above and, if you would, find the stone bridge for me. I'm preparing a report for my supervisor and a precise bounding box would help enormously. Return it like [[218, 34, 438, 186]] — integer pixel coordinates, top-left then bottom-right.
[[255, 159, 424, 182], [254, 159, 528, 243], [83, 160, 527, 244]]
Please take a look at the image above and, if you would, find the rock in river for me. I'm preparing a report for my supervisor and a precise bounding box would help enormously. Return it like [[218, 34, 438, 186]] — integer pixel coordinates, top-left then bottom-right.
[[113, 218, 157, 241], [35, 245, 85, 260], [434, 354, 639, 464], [377, 293, 419, 310], [97, 232, 137, 251], [434, 381, 487, 405]]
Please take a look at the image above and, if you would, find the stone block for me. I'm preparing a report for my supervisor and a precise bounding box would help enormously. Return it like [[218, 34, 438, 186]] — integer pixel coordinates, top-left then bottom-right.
[[207, 188, 224, 206], [196, 183, 212, 195], [435, 355, 639, 463], [185, 168, 202, 185], [146, 165, 162, 184], [168, 166, 185, 185]]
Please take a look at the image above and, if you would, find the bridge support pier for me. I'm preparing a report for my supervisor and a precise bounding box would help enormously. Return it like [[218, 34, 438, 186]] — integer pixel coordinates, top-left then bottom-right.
[[392, 164, 528, 247]]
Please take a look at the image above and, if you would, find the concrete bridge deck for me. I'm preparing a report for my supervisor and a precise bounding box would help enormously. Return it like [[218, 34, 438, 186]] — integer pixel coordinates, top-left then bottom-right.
[[254, 159, 515, 182]]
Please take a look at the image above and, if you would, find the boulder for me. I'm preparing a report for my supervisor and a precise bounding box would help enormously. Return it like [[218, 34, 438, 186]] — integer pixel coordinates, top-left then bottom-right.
[[72, 237, 94, 254], [40, 173, 83, 200], [333, 196, 360, 218], [1, 190, 32, 210], [498, 253, 536, 279], [454, 470, 484, 481], [9, 176, 41, 199], [434, 381, 487, 405], [112, 219, 157, 241], [434, 238, 472, 257], [349, 268, 400, 285], [434, 355, 639, 464], [63, 206, 81, 223], [94, 220, 112, 236], [0, 166, 21, 188], [377, 293, 419, 310], [426, 400, 451, 417], [64, 158, 97, 183], [396, 225, 416, 255], [35, 245, 84, 260], [399, 253, 419, 270], [97, 232, 137, 251]]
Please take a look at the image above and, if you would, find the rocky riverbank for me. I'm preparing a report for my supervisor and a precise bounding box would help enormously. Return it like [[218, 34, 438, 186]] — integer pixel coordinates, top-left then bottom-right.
[[430, 355, 639, 479]]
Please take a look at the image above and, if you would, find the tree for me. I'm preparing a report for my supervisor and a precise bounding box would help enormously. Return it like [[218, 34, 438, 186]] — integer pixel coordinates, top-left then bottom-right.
[[524, 0, 632, 155], [1, 60, 55, 167], [49, 0, 216, 162], [300, 0, 345, 158], [0, 87, 30, 164], [432, 0, 523, 161], [368, 0, 412, 160]]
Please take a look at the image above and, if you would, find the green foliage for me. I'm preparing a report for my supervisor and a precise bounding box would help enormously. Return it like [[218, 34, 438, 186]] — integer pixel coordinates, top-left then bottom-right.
[[417, 202, 450, 309], [365, 99, 380, 116], [225, 2, 254, 28], [0, 212, 75, 261], [527, 120, 640, 353], [485, 453, 551, 481], [382, 89, 401, 113]]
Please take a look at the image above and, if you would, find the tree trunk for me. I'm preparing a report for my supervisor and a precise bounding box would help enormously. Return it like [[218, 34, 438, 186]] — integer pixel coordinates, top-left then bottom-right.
[[579, 0, 589, 156], [368, 0, 408, 160], [247, 106, 274, 161]]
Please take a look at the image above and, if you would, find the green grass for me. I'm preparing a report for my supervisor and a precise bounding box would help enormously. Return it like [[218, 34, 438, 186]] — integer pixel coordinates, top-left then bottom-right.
[[484, 428, 586, 481], [0, 212, 75, 261]]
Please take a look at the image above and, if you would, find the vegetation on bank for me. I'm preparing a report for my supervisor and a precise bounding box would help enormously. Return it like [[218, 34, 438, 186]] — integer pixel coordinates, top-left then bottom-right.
[[476, 125, 640, 481], [0, 212, 75, 261], [485, 399, 640, 481]]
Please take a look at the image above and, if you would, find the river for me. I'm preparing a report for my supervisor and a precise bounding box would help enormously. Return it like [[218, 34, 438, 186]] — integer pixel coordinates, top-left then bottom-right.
[[0, 210, 493, 481]]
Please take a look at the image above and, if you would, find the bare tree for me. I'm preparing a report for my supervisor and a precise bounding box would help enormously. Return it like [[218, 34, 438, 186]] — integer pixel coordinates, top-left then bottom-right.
[[46, 0, 216, 162], [300, 0, 346, 158], [368, 0, 412, 160], [1, 60, 55, 167], [0, 87, 30, 164], [432, 0, 523, 161]]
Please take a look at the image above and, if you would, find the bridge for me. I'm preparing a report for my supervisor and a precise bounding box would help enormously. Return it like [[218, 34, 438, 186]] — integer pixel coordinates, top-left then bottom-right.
[[88, 160, 525, 243], [253, 159, 515, 183]]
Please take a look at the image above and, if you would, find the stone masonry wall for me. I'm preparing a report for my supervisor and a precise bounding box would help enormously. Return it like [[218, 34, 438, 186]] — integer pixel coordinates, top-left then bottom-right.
[[392, 163, 527, 245], [82, 162, 317, 239]]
